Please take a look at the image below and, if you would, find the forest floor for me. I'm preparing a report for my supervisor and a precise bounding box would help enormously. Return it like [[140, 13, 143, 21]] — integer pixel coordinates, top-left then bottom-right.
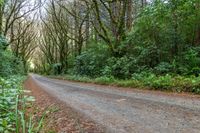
[[25, 74, 200, 133]]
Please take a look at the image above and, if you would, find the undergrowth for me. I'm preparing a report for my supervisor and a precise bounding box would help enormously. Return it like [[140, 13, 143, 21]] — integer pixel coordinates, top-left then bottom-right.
[[50, 73, 200, 94], [0, 76, 45, 133]]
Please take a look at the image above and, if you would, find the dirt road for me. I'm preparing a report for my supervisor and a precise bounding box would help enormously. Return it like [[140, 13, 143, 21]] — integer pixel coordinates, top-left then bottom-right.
[[30, 74, 200, 133]]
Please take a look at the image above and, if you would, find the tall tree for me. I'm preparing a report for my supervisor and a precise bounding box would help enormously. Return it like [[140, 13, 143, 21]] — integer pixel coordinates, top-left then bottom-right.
[[126, 0, 133, 30]]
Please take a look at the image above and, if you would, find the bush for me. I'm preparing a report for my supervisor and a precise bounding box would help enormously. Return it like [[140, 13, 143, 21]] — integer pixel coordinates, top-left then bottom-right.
[[94, 76, 115, 85], [0, 36, 24, 77], [0, 35, 8, 49], [0, 76, 46, 132], [74, 42, 110, 77], [131, 72, 200, 93], [189, 67, 200, 77], [0, 76, 24, 132], [102, 56, 138, 79], [0, 50, 24, 77], [154, 62, 173, 74]]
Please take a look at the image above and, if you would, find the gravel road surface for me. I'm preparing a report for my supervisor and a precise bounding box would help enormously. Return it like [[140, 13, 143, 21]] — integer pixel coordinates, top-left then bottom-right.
[[31, 74, 200, 133]]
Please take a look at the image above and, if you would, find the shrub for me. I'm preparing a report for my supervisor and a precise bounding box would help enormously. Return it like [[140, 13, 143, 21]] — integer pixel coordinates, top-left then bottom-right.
[[0, 36, 24, 77], [154, 62, 173, 74], [0, 35, 8, 49], [0, 76, 46, 132], [74, 42, 110, 77], [102, 56, 138, 79], [94, 76, 115, 85], [0, 50, 24, 77], [0, 76, 24, 132], [190, 67, 200, 77], [131, 72, 200, 93]]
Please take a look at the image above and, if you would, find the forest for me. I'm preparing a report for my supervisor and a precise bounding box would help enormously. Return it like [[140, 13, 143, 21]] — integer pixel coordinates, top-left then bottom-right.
[[0, 0, 200, 92], [34, 0, 200, 93], [0, 0, 200, 132]]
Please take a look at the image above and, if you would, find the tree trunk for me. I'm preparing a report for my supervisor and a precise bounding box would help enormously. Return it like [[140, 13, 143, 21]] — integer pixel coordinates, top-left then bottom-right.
[[126, 0, 133, 31], [85, 10, 90, 45], [110, 1, 120, 38], [74, 0, 80, 57], [0, 2, 4, 34], [196, 28, 200, 45]]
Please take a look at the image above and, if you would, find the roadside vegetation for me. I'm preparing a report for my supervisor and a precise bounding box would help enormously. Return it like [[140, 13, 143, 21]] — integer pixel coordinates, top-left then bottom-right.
[[0, 0, 48, 131], [31, 0, 200, 94], [0, 32, 43, 132], [0, 75, 46, 133], [52, 73, 200, 94]]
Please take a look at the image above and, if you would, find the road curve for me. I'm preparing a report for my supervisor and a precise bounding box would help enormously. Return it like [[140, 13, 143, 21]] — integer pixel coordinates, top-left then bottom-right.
[[30, 74, 200, 133]]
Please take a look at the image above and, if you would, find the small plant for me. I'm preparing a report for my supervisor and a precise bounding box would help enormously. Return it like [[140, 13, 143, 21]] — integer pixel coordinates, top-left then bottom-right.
[[190, 67, 200, 77], [0, 76, 46, 133], [154, 62, 173, 74], [94, 76, 115, 85]]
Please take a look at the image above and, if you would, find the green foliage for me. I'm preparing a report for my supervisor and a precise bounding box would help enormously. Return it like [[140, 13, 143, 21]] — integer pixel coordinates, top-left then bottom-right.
[[74, 42, 110, 77], [74, 43, 139, 79], [154, 62, 173, 74], [0, 36, 24, 77], [94, 76, 115, 85], [121, 0, 200, 76], [0, 0, 4, 4], [47, 0, 200, 94], [53, 73, 200, 94], [0, 76, 24, 132], [190, 67, 200, 77], [41, 0, 200, 79], [102, 56, 138, 79], [131, 72, 200, 93], [52, 63, 62, 75], [0, 76, 45, 133], [182, 47, 200, 74], [0, 50, 24, 77], [0, 35, 8, 49]]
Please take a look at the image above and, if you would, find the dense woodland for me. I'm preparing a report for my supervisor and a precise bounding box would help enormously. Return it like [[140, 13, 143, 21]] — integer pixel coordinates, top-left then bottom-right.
[[33, 0, 200, 78], [0, 0, 200, 90]]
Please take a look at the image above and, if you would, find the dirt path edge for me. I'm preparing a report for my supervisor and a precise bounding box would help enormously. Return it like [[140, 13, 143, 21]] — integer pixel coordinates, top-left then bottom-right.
[[24, 76, 106, 133]]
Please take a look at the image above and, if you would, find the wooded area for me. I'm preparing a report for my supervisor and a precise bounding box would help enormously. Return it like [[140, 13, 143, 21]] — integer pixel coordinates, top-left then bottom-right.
[[1, 0, 200, 132], [0, 0, 200, 88], [0, 0, 200, 92], [32, 0, 200, 78]]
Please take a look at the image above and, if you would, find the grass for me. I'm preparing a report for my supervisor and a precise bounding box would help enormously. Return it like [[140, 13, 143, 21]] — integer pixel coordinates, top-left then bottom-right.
[[49, 74, 200, 94], [0, 76, 46, 133]]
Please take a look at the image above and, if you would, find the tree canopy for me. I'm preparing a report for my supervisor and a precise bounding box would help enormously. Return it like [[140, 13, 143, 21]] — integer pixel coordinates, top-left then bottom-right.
[[1, 0, 200, 84]]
